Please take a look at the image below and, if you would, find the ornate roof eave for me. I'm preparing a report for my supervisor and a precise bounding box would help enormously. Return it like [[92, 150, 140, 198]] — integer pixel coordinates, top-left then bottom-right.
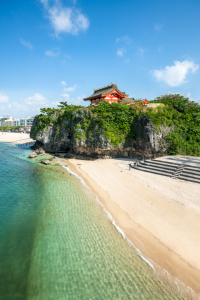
[[84, 85, 128, 101]]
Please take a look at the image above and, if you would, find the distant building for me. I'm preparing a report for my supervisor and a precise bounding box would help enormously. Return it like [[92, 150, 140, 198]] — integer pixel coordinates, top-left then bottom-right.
[[84, 83, 135, 106], [19, 117, 34, 127], [24, 127, 31, 133], [0, 116, 34, 127], [0, 117, 13, 127]]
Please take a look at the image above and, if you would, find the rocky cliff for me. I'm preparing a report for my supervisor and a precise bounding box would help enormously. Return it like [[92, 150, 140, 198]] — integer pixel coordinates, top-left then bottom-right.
[[31, 109, 173, 159]]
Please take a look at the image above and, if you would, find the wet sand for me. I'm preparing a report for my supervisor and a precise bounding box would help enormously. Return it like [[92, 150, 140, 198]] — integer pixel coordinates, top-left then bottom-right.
[[65, 157, 200, 296]]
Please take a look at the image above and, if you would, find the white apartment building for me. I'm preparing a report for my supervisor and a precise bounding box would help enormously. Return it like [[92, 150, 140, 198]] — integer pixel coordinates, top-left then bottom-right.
[[0, 117, 13, 127], [19, 117, 34, 127], [0, 116, 34, 127]]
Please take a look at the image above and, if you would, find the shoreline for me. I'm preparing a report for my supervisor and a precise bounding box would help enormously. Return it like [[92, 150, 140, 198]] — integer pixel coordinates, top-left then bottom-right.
[[0, 132, 34, 144], [64, 158, 200, 298]]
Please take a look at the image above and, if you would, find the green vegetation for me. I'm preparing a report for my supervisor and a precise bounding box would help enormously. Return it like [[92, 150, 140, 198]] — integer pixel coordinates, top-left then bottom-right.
[[32, 94, 200, 156], [152, 94, 200, 155], [0, 126, 21, 131]]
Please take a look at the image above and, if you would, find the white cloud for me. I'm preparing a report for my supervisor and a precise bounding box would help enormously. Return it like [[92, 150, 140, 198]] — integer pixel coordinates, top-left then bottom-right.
[[116, 35, 131, 44], [8, 102, 28, 111], [20, 38, 33, 49], [40, 0, 89, 35], [25, 93, 47, 105], [117, 48, 126, 57], [0, 94, 9, 103], [76, 94, 85, 104], [63, 84, 77, 92], [51, 101, 60, 106], [40, 0, 48, 6], [155, 23, 163, 31], [45, 49, 59, 57], [61, 80, 66, 86], [61, 93, 84, 105], [153, 60, 199, 86], [61, 93, 70, 100]]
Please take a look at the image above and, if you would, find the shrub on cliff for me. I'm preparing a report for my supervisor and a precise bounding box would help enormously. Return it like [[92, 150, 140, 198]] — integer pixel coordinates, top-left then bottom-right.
[[31, 94, 200, 156]]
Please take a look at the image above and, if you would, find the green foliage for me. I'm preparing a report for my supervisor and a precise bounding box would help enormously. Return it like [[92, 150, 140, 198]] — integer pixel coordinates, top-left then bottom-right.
[[32, 95, 200, 156], [0, 126, 21, 131], [152, 94, 200, 155]]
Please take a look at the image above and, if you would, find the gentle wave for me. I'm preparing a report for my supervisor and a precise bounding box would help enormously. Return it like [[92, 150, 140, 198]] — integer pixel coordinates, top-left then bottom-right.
[[60, 161, 200, 300], [60, 162, 156, 270]]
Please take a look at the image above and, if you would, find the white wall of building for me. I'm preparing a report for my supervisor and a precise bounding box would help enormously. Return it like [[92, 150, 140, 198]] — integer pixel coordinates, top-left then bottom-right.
[[0, 116, 34, 127]]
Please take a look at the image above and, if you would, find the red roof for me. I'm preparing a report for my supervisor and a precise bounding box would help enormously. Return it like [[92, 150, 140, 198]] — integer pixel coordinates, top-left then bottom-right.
[[142, 99, 150, 104]]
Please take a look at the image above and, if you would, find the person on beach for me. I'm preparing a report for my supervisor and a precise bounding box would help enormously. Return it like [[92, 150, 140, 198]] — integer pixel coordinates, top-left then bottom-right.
[[136, 160, 138, 168]]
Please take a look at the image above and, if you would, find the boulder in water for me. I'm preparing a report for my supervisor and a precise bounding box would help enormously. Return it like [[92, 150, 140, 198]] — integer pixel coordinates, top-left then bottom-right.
[[28, 152, 37, 158], [41, 160, 50, 165]]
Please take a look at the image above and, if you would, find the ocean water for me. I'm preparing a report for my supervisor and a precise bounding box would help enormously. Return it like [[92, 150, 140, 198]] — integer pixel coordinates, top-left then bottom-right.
[[0, 142, 185, 300]]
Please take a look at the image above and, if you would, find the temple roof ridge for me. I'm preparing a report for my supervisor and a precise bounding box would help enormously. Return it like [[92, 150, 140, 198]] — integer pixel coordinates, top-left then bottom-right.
[[94, 83, 115, 92], [84, 82, 128, 101]]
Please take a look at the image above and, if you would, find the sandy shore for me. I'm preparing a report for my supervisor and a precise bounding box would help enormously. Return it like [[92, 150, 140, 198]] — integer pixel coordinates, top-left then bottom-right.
[[66, 157, 200, 296], [0, 132, 34, 144]]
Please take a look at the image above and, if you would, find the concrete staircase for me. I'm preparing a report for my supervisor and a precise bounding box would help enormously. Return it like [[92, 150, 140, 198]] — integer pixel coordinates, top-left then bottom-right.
[[133, 160, 200, 184]]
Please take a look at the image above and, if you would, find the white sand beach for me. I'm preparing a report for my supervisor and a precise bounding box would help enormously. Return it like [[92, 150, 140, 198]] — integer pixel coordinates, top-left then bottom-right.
[[67, 156, 200, 295], [0, 132, 34, 144]]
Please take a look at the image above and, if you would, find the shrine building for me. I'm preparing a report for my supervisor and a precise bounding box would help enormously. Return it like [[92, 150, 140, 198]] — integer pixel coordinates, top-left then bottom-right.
[[84, 83, 135, 106]]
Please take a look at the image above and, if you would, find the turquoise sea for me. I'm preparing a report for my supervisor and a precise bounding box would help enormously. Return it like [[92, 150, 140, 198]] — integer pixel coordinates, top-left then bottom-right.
[[0, 142, 185, 300]]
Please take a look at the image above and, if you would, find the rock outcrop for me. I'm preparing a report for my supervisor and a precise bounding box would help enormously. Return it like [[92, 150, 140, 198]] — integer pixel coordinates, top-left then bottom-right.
[[31, 113, 173, 159], [28, 152, 37, 158]]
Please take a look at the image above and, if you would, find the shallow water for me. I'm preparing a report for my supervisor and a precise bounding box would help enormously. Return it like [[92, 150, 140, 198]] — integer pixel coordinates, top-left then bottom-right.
[[0, 142, 185, 299]]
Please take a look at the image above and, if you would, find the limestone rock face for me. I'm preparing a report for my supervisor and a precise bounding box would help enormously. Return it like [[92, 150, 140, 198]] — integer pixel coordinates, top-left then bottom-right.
[[31, 114, 173, 159]]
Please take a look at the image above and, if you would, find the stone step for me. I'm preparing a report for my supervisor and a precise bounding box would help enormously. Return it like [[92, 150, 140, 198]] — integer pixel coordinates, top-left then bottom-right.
[[143, 161, 179, 171], [180, 172, 200, 181], [184, 165, 200, 171], [151, 160, 180, 166], [135, 166, 172, 177], [171, 171, 184, 178], [178, 175, 200, 184], [184, 168, 200, 175], [139, 162, 176, 173]]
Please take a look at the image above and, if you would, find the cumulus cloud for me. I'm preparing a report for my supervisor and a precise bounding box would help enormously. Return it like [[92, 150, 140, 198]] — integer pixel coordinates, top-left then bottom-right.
[[61, 80, 66, 86], [40, 0, 89, 35], [0, 94, 9, 103], [153, 60, 199, 86], [20, 38, 33, 49], [63, 84, 77, 92], [117, 48, 126, 57], [25, 93, 47, 105]]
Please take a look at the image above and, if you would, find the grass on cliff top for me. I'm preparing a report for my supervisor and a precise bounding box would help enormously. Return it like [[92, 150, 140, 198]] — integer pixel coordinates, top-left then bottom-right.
[[32, 94, 200, 156]]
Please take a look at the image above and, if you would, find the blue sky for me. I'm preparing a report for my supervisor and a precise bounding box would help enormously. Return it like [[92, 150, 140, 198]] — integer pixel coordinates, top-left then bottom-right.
[[0, 0, 200, 117]]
